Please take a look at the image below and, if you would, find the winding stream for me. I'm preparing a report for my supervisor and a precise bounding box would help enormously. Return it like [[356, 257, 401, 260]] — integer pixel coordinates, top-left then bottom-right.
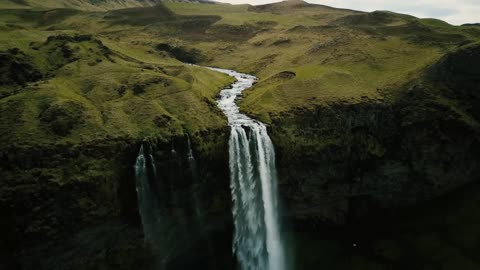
[[208, 67, 287, 270], [134, 67, 287, 270]]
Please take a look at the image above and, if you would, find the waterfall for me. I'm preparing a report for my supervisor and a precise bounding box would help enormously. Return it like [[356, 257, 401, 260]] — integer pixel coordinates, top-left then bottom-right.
[[134, 144, 157, 244], [209, 67, 287, 270], [171, 139, 177, 157], [134, 143, 166, 268], [186, 134, 201, 217], [148, 143, 158, 180], [186, 134, 195, 161]]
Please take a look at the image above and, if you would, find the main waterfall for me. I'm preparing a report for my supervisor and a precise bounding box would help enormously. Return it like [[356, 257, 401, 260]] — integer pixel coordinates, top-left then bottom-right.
[[209, 67, 287, 270]]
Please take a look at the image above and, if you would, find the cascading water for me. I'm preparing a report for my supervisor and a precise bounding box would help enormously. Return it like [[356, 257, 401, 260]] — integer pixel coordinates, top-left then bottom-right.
[[208, 67, 287, 270], [149, 143, 158, 180], [186, 134, 195, 162], [134, 144, 157, 244], [185, 134, 201, 217], [134, 143, 167, 268], [171, 140, 177, 157]]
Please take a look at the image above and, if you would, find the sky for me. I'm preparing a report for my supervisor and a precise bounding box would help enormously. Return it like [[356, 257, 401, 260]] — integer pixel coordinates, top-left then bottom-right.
[[217, 0, 480, 25]]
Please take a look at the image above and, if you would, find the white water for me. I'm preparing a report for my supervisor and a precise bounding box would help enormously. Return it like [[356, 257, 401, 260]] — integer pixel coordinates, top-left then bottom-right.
[[148, 143, 158, 180], [208, 67, 287, 270], [134, 144, 157, 244], [186, 134, 195, 161], [134, 144, 167, 268]]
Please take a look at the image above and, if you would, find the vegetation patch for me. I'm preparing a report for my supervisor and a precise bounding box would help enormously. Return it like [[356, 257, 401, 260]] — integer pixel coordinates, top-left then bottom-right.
[[132, 83, 146, 95], [0, 49, 42, 87], [272, 38, 291, 46], [430, 43, 480, 120], [0, 8, 79, 27], [431, 43, 480, 89], [272, 71, 296, 80], [332, 11, 410, 26], [40, 101, 85, 136], [207, 23, 260, 41], [247, 0, 312, 13], [155, 43, 203, 63], [255, 20, 278, 28], [153, 114, 173, 128], [104, 5, 176, 26]]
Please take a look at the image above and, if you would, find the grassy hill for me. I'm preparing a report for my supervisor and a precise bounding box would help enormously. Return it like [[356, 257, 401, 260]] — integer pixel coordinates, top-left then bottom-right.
[[0, 0, 163, 11], [0, 6, 235, 147], [0, 0, 216, 11], [22, 0, 474, 123]]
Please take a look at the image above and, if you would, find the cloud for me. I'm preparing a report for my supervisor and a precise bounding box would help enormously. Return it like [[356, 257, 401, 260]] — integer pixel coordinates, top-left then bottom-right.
[[217, 0, 480, 25]]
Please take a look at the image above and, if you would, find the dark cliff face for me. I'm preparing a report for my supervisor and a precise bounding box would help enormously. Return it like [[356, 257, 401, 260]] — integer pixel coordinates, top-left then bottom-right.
[[431, 43, 480, 121], [267, 46, 480, 268], [0, 128, 234, 270], [270, 44, 480, 227], [0, 138, 142, 269], [272, 92, 480, 226]]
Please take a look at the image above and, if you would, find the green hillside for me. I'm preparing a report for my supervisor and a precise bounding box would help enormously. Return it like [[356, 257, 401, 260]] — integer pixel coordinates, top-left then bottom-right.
[[0, 0, 163, 11], [8, 0, 473, 124], [0, 6, 235, 147]]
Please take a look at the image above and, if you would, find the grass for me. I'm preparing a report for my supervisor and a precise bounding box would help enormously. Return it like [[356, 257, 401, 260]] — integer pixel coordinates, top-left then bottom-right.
[[0, 0, 30, 9], [0, 29, 233, 147], [11, 0, 160, 11], [236, 34, 444, 122], [166, 1, 357, 28], [0, 1, 478, 142], [0, 1, 478, 143]]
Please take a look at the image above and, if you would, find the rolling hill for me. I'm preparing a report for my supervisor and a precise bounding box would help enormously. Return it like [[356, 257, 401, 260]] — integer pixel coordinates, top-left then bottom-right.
[[0, 0, 212, 11]]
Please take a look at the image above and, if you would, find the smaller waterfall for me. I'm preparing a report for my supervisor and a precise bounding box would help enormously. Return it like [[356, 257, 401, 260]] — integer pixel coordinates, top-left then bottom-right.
[[186, 134, 195, 161], [134, 144, 157, 244], [171, 139, 177, 157], [135, 143, 167, 268], [186, 134, 201, 218], [148, 143, 158, 180]]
